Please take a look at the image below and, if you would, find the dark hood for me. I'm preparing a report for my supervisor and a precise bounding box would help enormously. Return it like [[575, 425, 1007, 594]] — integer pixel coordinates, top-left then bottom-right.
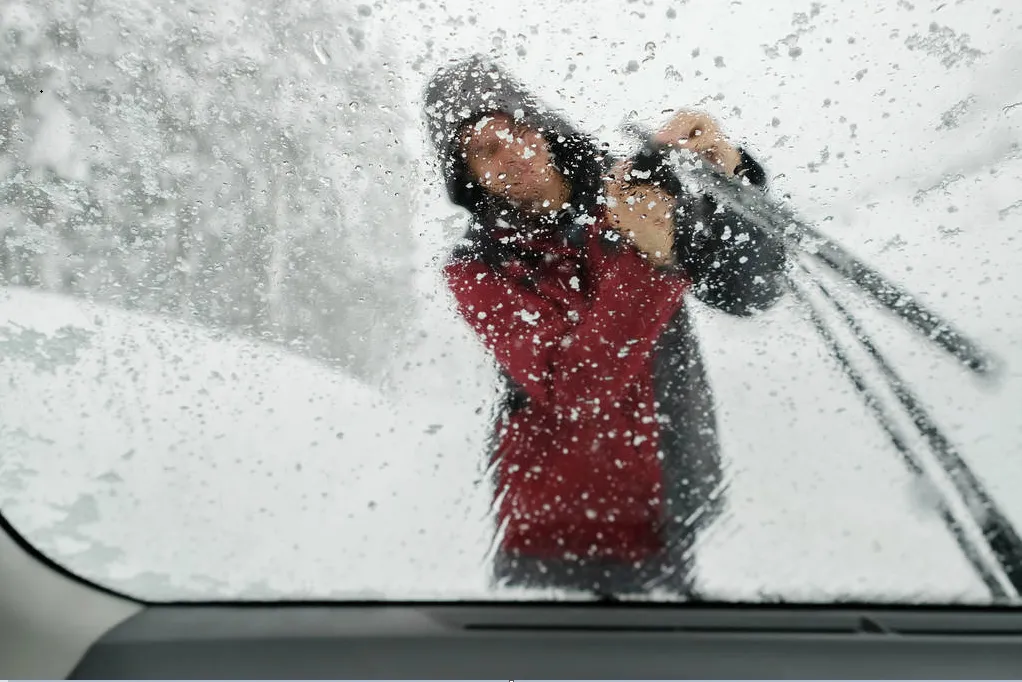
[[423, 55, 605, 229]]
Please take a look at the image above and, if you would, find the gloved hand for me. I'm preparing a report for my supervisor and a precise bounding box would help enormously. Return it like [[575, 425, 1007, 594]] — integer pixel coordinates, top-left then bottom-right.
[[652, 109, 744, 178]]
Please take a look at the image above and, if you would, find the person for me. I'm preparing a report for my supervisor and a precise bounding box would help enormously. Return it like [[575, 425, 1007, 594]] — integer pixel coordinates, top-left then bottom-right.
[[424, 56, 786, 599]]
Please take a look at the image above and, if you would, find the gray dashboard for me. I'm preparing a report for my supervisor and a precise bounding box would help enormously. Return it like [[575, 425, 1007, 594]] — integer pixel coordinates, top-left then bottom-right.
[[71, 604, 1022, 679]]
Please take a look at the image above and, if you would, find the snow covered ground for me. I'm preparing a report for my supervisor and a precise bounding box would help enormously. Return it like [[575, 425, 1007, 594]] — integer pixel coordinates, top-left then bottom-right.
[[0, 287, 497, 599], [2, 0, 1021, 602]]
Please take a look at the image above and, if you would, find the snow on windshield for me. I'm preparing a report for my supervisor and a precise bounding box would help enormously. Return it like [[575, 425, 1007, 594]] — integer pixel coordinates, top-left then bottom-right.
[[1, 0, 1020, 602]]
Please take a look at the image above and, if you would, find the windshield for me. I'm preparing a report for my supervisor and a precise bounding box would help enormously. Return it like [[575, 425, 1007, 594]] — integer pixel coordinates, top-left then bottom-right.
[[1, 0, 1020, 603]]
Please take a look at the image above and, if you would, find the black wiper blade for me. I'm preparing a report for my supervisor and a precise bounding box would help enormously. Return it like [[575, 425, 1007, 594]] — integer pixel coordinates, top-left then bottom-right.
[[667, 150, 998, 377], [805, 271, 1022, 596], [620, 123, 999, 377], [620, 122, 1019, 600]]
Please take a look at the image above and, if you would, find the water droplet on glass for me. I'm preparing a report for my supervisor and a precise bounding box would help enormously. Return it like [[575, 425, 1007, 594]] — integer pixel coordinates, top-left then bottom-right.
[[312, 34, 331, 64]]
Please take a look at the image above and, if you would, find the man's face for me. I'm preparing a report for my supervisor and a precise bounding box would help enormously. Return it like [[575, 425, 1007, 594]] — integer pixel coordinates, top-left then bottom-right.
[[458, 112, 567, 209]]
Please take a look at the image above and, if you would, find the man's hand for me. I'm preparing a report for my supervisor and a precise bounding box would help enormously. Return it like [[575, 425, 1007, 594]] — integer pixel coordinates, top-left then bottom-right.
[[604, 161, 677, 268], [653, 109, 742, 177]]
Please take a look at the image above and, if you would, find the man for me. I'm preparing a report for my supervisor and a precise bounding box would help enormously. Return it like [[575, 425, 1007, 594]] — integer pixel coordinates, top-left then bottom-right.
[[424, 55, 785, 598]]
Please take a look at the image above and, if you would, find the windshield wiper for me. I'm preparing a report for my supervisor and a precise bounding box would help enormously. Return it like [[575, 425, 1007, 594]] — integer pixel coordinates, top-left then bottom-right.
[[652, 143, 996, 376], [625, 125, 1019, 601], [788, 269, 1018, 599]]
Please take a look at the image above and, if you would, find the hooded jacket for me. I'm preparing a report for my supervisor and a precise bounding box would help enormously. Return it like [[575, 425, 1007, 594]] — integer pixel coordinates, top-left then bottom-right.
[[424, 56, 785, 596]]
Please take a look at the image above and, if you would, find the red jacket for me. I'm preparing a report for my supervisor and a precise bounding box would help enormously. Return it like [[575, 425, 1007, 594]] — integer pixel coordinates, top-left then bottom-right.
[[444, 207, 691, 563]]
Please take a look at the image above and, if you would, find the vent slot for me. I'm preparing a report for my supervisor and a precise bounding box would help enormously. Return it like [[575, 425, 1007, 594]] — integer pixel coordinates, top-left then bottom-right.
[[464, 623, 861, 634]]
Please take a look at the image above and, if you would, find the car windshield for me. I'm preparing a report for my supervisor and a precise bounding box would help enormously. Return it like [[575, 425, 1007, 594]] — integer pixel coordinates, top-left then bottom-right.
[[1, 0, 1020, 603]]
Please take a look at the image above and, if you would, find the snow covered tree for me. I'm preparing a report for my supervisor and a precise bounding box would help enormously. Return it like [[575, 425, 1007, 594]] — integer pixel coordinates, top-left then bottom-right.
[[0, 0, 416, 381]]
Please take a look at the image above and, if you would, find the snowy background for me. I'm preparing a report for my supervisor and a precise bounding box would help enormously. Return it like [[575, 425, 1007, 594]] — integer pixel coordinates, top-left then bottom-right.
[[1, 0, 1021, 601]]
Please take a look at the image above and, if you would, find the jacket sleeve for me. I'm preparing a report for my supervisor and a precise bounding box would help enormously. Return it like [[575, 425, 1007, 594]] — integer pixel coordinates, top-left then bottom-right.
[[628, 142, 787, 317], [444, 250, 688, 411]]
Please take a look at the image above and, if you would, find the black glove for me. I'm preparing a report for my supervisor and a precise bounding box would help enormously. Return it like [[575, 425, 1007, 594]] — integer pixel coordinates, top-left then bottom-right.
[[627, 141, 787, 316]]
